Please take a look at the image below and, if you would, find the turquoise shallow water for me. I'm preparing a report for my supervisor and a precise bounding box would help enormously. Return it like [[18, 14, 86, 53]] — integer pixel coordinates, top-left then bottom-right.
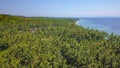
[[76, 18, 120, 35]]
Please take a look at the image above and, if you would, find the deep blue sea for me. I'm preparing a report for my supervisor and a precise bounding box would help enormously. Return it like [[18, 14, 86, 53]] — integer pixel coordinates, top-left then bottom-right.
[[76, 18, 120, 35]]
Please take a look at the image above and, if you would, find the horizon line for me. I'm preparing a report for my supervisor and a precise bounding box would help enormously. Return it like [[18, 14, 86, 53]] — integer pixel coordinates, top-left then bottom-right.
[[1, 13, 120, 18]]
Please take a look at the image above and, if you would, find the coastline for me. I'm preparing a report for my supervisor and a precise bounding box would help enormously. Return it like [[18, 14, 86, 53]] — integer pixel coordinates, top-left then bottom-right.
[[75, 18, 120, 35]]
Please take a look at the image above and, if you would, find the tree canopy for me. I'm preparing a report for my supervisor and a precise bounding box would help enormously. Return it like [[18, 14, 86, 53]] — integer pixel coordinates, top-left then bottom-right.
[[0, 14, 120, 68]]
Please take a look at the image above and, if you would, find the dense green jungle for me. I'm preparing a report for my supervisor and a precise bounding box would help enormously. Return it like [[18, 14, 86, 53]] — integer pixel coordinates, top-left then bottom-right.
[[0, 14, 120, 68]]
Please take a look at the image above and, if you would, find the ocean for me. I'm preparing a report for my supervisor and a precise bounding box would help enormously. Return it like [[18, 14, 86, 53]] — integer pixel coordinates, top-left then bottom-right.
[[76, 18, 120, 35]]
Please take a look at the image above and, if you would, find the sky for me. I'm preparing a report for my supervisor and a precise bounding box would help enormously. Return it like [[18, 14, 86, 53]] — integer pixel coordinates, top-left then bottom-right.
[[0, 0, 120, 17]]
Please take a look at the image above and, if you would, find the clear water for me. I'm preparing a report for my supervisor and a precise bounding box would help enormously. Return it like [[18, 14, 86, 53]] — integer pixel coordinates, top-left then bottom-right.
[[76, 18, 120, 35]]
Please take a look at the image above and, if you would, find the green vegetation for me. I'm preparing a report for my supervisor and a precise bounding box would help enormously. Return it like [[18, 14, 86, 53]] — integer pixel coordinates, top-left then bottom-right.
[[0, 14, 120, 68]]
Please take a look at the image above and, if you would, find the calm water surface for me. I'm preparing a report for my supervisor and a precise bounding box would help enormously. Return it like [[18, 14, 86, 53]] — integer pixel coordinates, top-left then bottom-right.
[[76, 18, 120, 35]]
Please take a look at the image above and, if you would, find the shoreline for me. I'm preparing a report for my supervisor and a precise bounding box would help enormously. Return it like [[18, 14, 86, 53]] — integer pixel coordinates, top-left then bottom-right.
[[75, 18, 120, 35]]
